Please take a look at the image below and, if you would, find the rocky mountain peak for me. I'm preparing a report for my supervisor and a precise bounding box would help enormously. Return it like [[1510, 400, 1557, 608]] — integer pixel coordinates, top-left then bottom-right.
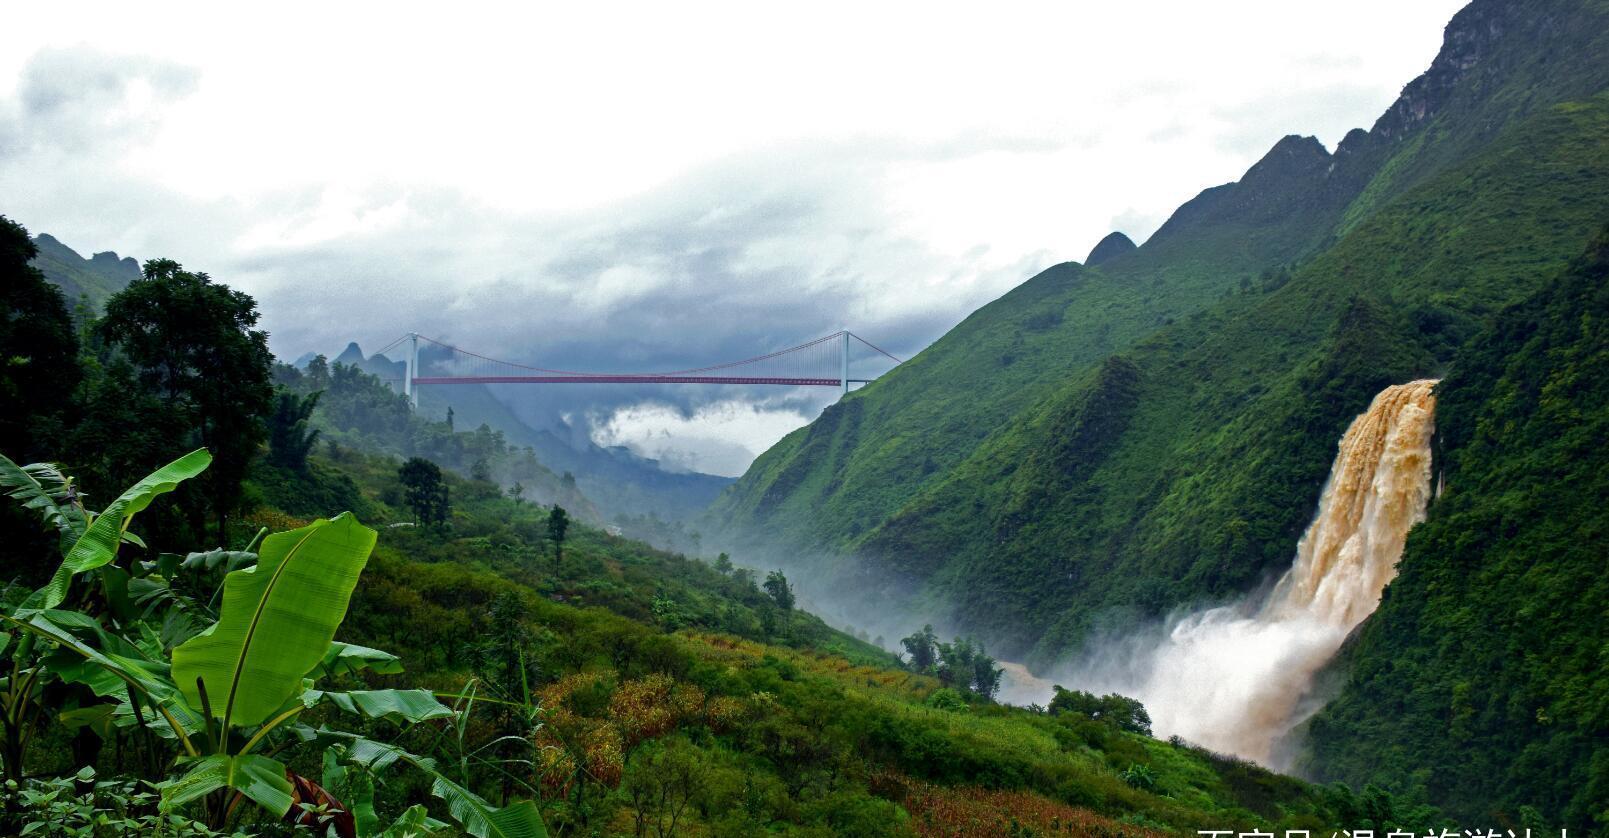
[[1085, 231, 1137, 267]]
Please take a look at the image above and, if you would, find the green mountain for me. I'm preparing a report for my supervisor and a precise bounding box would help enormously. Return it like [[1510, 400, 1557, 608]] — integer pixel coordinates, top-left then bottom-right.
[[28, 233, 140, 312], [709, 0, 1609, 825], [1083, 231, 1135, 266], [1301, 227, 1609, 826]]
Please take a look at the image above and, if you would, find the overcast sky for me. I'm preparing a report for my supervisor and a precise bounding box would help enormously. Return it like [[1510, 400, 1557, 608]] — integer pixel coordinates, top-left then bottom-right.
[[0, 1, 1466, 476]]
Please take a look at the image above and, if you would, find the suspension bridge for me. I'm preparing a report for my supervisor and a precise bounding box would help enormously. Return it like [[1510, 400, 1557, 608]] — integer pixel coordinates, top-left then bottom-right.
[[372, 331, 903, 406]]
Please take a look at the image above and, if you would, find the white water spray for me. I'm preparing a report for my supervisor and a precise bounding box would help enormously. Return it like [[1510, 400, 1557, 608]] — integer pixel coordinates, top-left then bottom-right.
[[1064, 380, 1439, 766]]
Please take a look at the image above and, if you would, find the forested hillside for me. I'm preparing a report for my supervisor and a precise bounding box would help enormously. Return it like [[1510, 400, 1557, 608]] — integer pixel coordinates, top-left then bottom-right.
[[1302, 228, 1609, 826], [707, 0, 1609, 828], [710, 0, 1609, 657]]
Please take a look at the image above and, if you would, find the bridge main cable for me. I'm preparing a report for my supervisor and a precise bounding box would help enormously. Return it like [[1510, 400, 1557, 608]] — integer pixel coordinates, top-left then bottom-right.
[[407, 331, 860, 386]]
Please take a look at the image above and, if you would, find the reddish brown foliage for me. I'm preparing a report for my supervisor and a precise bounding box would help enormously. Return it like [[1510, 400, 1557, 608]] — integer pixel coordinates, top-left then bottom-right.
[[876, 773, 1163, 838]]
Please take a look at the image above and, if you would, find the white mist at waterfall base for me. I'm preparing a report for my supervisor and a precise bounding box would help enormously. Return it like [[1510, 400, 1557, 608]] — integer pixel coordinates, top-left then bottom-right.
[[1045, 380, 1439, 768]]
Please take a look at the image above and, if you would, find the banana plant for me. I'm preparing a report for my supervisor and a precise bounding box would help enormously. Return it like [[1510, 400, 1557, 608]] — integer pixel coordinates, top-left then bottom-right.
[[324, 731, 548, 838], [9, 448, 213, 614], [2, 451, 547, 836], [1, 449, 211, 783]]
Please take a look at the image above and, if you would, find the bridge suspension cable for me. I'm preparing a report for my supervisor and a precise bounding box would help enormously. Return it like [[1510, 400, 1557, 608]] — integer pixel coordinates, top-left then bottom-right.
[[390, 330, 902, 406]]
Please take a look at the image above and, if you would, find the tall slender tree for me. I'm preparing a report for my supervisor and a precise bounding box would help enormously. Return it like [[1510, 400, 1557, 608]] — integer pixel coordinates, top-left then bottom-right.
[[399, 457, 450, 526], [763, 570, 795, 611], [547, 505, 569, 569]]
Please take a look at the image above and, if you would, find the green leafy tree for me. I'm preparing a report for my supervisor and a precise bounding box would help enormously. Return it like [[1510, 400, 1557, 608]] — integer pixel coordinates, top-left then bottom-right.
[[96, 259, 272, 541], [1049, 687, 1152, 735], [546, 505, 569, 568], [935, 637, 976, 689], [304, 353, 330, 389], [712, 552, 733, 574], [971, 646, 1003, 699], [900, 625, 938, 672], [763, 570, 794, 611], [0, 217, 79, 463], [623, 738, 708, 838], [267, 390, 321, 471], [398, 457, 450, 526], [0, 219, 84, 585]]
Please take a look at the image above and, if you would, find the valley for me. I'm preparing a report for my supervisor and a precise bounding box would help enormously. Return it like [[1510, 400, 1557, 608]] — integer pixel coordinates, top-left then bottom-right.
[[3, 0, 1606, 834]]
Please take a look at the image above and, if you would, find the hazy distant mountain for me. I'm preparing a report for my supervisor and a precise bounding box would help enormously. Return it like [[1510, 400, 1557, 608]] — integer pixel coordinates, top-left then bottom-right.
[[29, 233, 140, 312]]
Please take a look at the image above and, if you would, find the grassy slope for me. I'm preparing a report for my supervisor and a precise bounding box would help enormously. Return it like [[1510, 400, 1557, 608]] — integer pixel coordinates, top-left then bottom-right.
[[254, 452, 1369, 836], [1301, 229, 1609, 829]]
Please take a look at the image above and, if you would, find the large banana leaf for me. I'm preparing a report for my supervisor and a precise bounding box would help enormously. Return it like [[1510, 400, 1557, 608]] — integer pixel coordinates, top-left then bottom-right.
[[305, 688, 453, 723], [0, 455, 85, 543], [316, 641, 404, 677], [172, 513, 376, 728], [163, 753, 294, 816], [2, 611, 203, 748], [25, 448, 212, 612], [331, 732, 547, 838], [7, 612, 179, 704]]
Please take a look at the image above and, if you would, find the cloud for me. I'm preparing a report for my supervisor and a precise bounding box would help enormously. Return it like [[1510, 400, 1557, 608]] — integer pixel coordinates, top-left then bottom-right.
[[592, 398, 815, 478], [0, 0, 1469, 474], [1, 46, 198, 155]]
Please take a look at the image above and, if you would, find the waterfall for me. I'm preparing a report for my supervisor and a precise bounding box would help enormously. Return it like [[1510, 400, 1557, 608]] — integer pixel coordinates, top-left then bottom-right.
[[1077, 380, 1439, 766]]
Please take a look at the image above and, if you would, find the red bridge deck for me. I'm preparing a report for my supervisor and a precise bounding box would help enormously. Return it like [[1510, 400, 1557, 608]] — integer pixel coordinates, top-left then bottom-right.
[[411, 375, 844, 386]]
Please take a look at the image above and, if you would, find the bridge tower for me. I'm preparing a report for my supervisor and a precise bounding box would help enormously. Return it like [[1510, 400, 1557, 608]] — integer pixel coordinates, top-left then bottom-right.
[[403, 332, 420, 409], [840, 330, 850, 395]]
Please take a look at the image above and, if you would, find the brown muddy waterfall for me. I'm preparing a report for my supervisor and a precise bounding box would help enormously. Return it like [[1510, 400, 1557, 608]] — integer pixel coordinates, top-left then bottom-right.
[[1061, 380, 1438, 767]]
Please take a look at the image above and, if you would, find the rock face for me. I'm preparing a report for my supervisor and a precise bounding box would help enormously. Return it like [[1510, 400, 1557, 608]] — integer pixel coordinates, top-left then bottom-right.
[[1084, 232, 1137, 267]]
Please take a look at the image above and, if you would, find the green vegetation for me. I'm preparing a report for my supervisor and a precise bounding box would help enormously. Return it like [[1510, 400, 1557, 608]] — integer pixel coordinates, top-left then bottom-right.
[[1, 432, 1410, 836], [0, 450, 539, 836], [272, 359, 599, 523], [1, 215, 1439, 832], [0, 218, 80, 465], [898, 626, 1003, 701], [98, 260, 274, 539], [709, 1, 1609, 828], [1302, 228, 1609, 828], [1048, 690, 1151, 737]]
